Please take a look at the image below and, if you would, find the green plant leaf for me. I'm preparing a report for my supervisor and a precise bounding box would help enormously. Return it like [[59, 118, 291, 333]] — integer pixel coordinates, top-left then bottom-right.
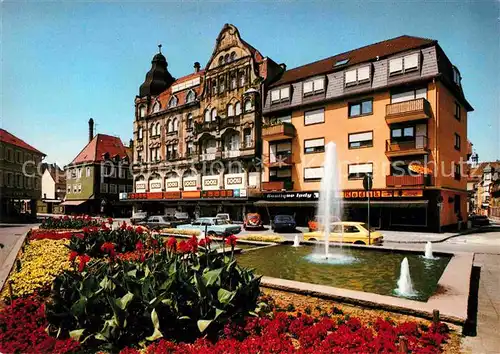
[[70, 296, 87, 317], [69, 329, 85, 341], [214, 308, 225, 320], [117, 292, 134, 310], [146, 308, 163, 341], [217, 288, 236, 305], [197, 319, 212, 333], [99, 276, 116, 291], [202, 268, 223, 286], [126, 269, 137, 278]]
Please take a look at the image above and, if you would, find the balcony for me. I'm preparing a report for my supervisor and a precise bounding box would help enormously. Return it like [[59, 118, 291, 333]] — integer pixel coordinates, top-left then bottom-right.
[[200, 148, 221, 161], [386, 174, 434, 187], [222, 150, 241, 159], [262, 180, 294, 191], [220, 116, 241, 129], [385, 136, 429, 157], [262, 122, 296, 141], [268, 154, 293, 168], [196, 121, 218, 133], [385, 98, 431, 124]]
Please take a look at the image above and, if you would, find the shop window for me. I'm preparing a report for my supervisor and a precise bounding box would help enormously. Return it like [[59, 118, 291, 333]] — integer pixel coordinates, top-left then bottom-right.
[[304, 138, 325, 154], [348, 163, 372, 180], [349, 99, 373, 117], [349, 131, 373, 149]]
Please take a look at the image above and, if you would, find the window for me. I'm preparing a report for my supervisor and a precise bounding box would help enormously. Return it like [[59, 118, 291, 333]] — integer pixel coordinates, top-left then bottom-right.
[[186, 90, 195, 103], [303, 77, 325, 96], [454, 102, 461, 121], [110, 184, 117, 194], [224, 54, 229, 63], [349, 131, 373, 149], [138, 127, 143, 140], [204, 110, 211, 122], [230, 52, 236, 61], [270, 86, 290, 104], [455, 133, 461, 151], [244, 99, 253, 112], [304, 108, 324, 125], [100, 183, 108, 193], [78, 168, 82, 179], [173, 118, 178, 132], [168, 96, 178, 108], [16, 151, 22, 163], [167, 120, 173, 133], [152, 101, 160, 113], [454, 194, 461, 213], [6, 148, 12, 162], [334, 58, 349, 66], [391, 126, 415, 140], [235, 102, 242, 116], [454, 164, 461, 181], [187, 114, 193, 129], [137, 152, 142, 163], [269, 115, 292, 124], [304, 138, 325, 154], [211, 108, 217, 121], [344, 225, 360, 233], [239, 71, 246, 87], [15, 174, 22, 188], [304, 167, 324, 181], [218, 56, 224, 66], [345, 66, 371, 86], [186, 142, 194, 156], [270, 141, 292, 163], [349, 99, 373, 117], [119, 185, 125, 193], [389, 53, 420, 75], [86, 167, 91, 177], [211, 81, 217, 96], [67, 184, 71, 193], [230, 73, 237, 90], [269, 167, 292, 181], [348, 163, 373, 180], [244, 128, 252, 148], [138, 105, 146, 118], [126, 184, 133, 192], [453, 67, 461, 85], [391, 88, 427, 103], [219, 76, 225, 93], [77, 184, 82, 193], [227, 104, 234, 117], [73, 184, 77, 193], [167, 144, 177, 160]]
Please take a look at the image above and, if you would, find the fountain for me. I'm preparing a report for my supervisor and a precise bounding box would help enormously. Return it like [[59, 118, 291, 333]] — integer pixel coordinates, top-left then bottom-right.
[[293, 234, 300, 247], [394, 257, 417, 297], [424, 241, 434, 259]]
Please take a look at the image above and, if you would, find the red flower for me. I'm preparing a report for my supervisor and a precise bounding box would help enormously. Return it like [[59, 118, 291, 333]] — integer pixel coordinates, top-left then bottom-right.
[[136, 240, 144, 251], [120, 221, 127, 230], [167, 237, 177, 251], [199, 237, 212, 247], [82, 227, 89, 233], [188, 235, 198, 253], [127, 225, 133, 231], [178, 240, 191, 253], [68, 251, 78, 262], [100, 242, 116, 258], [107, 217, 114, 224], [136, 226, 144, 234], [226, 235, 237, 247], [151, 239, 159, 247], [77, 255, 91, 272], [74, 233, 85, 240], [140, 254, 146, 262]]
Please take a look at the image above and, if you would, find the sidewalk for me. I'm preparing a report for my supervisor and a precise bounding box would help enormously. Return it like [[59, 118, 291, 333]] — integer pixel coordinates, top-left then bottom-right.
[[381, 225, 499, 244]]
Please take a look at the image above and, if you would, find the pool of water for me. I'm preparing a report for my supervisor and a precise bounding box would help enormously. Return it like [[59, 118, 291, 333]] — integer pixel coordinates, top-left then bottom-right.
[[237, 245, 451, 302]]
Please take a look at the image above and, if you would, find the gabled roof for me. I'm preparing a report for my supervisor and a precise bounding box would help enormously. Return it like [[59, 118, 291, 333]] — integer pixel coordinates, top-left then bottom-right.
[[42, 163, 66, 183], [70, 134, 129, 165], [270, 35, 436, 87], [0, 128, 45, 155], [467, 162, 500, 179]]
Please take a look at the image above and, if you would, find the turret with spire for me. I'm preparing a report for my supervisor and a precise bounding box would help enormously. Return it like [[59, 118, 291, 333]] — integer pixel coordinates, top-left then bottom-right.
[[139, 44, 175, 97]]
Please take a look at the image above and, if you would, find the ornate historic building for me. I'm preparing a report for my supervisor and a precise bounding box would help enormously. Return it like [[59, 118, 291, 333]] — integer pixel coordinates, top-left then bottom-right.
[[130, 24, 283, 220]]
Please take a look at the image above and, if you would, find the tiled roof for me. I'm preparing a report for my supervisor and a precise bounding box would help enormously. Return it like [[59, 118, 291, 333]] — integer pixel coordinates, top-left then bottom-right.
[[270, 35, 436, 87], [0, 128, 45, 155], [70, 134, 129, 165], [467, 162, 500, 179], [157, 70, 205, 109]]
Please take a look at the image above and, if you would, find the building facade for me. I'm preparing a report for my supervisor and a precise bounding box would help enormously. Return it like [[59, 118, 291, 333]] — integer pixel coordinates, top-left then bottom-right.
[[37, 163, 66, 214], [129, 24, 283, 221], [0, 129, 45, 221], [467, 162, 500, 217], [63, 119, 133, 216], [259, 35, 473, 231]]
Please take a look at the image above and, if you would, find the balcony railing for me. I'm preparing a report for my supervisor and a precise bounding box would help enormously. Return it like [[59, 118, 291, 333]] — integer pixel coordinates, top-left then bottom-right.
[[385, 98, 431, 124], [222, 150, 241, 158], [262, 122, 296, 141], [268, 154, 293, 167], [386, 174, 434, 187], [220, 116, 241, 129], [196, 121, 218, 133], [385, 135, 429, 157], [262, 180, 294, 191]]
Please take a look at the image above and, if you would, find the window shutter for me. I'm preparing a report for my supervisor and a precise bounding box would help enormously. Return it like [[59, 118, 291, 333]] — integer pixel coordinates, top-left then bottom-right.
[[277, 142, 292, 152], [391, 91, 415, 103], [404, 53, 419, 70], [389, 58, 403, 73], [357, 66, 370, 81], [314, 78, 325, 91], [304, 108, 325, 125], [345, 70, 357, 84], [304, 167, 324, 179], [277, 169, 292, 177], [281, 87, 290, 99], [305, 138, 325, 148], [303, 81, 313, 94], [349, 132, 373, 143], [271, 90, 280, 102], [415, 88, 427, 99]]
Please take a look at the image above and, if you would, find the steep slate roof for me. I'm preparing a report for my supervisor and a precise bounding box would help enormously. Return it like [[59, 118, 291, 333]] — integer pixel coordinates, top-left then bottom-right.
[[270, 35, 436, 87], [70, 134, 129, 165], [0, 128, 45, 155], [156, 70, 205, 109]]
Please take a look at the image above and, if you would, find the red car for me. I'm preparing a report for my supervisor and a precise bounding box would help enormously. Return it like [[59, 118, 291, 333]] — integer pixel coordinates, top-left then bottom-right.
[[244, 213, 263, 230]]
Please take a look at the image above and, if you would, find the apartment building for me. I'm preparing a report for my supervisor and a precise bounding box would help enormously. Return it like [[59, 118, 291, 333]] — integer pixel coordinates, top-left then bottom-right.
[[63, 119, 133, 216], [129, 24, 283, 220], [259, 35, 473, 231], [0, 129, 45, 220]]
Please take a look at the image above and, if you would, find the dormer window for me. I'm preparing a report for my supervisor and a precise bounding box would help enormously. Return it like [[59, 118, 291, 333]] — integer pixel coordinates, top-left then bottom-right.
[[138, 105, 146, 118], [334, 58, 349, 67], [270, 86, 290, 104], [389, 53, 419, 76], [168, 96, 178, 108], [453, 66, 461, 85], [303, 77, 325, 96], [186, 90, 196, 103], [152, 101, 160, 113], [345, 66, 371, 87]]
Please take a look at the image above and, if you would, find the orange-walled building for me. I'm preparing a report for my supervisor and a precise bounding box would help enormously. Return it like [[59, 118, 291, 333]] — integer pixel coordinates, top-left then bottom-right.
[[259, 35, 473, 232]]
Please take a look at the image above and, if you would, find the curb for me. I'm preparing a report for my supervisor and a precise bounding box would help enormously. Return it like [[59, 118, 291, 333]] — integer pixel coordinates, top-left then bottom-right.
[[0, 231, 29, 291], [385, 225, 499, 244]]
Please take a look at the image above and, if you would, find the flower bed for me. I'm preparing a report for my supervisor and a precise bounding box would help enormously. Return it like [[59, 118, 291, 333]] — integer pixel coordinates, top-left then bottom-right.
[[40, 215, 102, 230]]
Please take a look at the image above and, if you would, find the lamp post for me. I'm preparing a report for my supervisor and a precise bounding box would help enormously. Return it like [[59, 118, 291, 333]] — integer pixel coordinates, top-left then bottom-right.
[[363, 173, 373, 245]]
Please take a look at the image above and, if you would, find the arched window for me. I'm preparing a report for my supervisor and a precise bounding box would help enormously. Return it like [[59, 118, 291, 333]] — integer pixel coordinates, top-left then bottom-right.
[[168, 96, 178, 108], [211, 108, 217, 121], [204, 109, 211, 122], [139, 105, 146, 118], [244, 99, 253, 112], [230, 73, 237, 90], [230, 52, 236, 61], [219, 76, 225, 93], [235, 102, 241, 116], [239, 71, 246, 87], [218, 56, 224, 66], [187, 113, 193, 129], [152, 101, 160, 113], [173, 118, 179, 132], [224, 54, 230, 63], [186, 90, 195, 103], [167, 119, 174, 133], [138, 127, 143, 139], [227, 104, 234, 117], [155, 123, 161, 136], [149, 124, 154, 137]]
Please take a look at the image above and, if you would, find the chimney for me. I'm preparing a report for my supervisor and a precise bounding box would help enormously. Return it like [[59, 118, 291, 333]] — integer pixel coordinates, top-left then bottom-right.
[[88, 118, 94, 142], [194, 62, 200, 73]]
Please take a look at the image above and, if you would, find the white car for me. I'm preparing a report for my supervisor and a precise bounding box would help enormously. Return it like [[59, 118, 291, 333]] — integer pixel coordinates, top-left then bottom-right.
[[177, 217, 241, 236]]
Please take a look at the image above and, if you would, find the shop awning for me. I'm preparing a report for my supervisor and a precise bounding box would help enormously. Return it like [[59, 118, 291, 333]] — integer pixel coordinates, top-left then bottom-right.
[[60, 200, 87, 206], [254, 200, 428, 208]]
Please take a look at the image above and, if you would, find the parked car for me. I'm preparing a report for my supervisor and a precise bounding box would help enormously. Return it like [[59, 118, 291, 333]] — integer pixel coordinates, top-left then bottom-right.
[[468, 214, 490, 227], [177, 217, 241, 236], [215, 213, 231, 223], [303, 221, 383, 245], [307, 215, 342, 232], [272, 215, 296, 233], [244, 213, 263, 230], [138, 215, 189, 230], [130, 211, 147, 225]]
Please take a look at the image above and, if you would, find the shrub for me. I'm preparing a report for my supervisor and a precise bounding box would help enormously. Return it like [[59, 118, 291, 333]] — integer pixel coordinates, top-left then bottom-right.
[[29, 229, 74, 241], [40, 215, 102, 230], [161, 228, 201, 236], [46, 236, 261, 351], [238, 235, 285, 243]]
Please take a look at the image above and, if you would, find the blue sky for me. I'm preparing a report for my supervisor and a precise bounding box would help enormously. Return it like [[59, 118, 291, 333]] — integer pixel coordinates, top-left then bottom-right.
[[2, 1, 499, 165]]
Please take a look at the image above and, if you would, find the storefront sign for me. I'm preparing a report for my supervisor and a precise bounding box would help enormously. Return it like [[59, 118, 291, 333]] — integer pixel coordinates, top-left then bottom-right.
[[343, 189, 423, 199], [164, 191, 181, 199], [263, 192, 320, 201], [147, 192, 163, 200], [182, 191, 201, 199], [201, 190, 235, 198], [128, 192, 147, 199]]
